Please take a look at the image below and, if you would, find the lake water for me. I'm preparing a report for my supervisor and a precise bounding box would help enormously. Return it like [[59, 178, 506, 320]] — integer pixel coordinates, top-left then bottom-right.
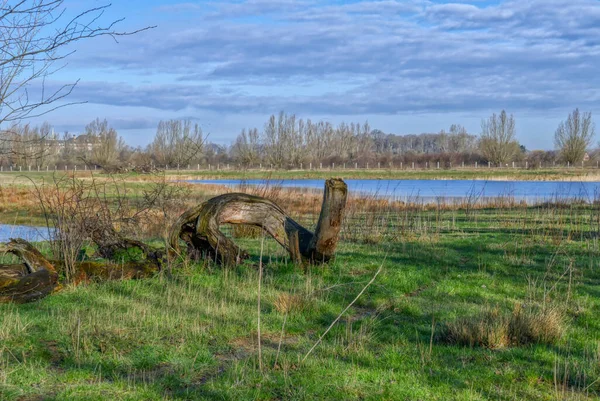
[[187, 179, 600, 203], [0, 224, 51, 243]]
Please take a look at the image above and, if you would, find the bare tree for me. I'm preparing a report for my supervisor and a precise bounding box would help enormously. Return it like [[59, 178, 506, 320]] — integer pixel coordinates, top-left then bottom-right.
[[0, 121, 56, 166], [232, 128, 261, 166], [0, 1, 153, 153], [150, 119, 205, 167], [263, 113, 285, 167], [86, 118, 123, 166], [479, 110, 520, 165], [554, 108, 595, 164]]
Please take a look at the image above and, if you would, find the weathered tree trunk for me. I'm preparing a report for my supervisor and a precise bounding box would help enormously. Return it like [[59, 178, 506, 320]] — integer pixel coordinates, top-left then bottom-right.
[[70, 259, 160, 285], [308, 178, 348, 262], [170, 178, 348, 265], [0, 239, 59, 303]]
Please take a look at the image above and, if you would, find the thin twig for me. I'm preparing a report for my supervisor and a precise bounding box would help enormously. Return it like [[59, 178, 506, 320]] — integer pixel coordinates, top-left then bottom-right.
[[274, 311, 288, 369], [257, 235, 264, 373], [301, 259, 385, 363]]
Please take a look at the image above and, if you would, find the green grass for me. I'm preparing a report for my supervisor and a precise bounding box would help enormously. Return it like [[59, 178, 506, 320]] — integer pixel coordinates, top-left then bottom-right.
[[2, 204, 600, 400], [164, 167, 600, 181], [3, 167, 600, 182]]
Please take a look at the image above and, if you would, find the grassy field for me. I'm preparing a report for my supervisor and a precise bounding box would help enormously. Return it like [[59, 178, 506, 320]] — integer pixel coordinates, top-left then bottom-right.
[[1, 181, 600, 400], [4, 167, 600, 183], [165, 167, 600, 181]]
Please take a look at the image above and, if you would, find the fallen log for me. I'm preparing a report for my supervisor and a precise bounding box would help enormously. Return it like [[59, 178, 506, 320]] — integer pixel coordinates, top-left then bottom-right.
[[0, 239, 59, 303], [70, 259, 161, 285], [169, 178, 348, 265], [84, 217, 165, 270], [0, 237, 162, 303]]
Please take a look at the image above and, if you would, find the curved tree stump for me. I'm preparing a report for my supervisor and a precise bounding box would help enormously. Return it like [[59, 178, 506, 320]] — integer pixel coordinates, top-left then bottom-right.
[[0, 239, 59, 303], [169, 178, 348, 265]]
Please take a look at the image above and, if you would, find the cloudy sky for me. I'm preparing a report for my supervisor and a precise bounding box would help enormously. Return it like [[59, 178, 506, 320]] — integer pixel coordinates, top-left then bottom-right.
[[36, 0, 600, 150]]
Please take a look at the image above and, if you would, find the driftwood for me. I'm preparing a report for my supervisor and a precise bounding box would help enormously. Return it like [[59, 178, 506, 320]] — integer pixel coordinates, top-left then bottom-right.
[[169, 178, 348, 265]]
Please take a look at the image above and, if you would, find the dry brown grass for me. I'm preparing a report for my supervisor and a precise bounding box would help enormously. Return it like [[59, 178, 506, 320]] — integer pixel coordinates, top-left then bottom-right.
[[443, 304, 566, 348], [0, 186, 41, 212], [444, 307, 510, 349], [509, 303, 566, 345], [273, 292, 312, 314]]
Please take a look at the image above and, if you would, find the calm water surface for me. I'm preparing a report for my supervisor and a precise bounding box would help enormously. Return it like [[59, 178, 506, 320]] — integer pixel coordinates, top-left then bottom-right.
[[188, 179, 600, 203], [0, 224, 50, 242]]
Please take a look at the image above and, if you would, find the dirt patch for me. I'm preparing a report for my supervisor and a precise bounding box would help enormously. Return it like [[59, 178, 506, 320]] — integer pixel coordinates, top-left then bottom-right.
[[229, 332, 299, 355], [17, 394, 55, 401], [404, 284, 431, 298], [127, 362, 176, 383], [349, 305, 379, 322], [40, 340, 65, 372]]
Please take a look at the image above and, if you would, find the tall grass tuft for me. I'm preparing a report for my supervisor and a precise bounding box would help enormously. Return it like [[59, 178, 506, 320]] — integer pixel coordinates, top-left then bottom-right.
[[443, 304, 566, 348], [273, 292, 311, 314], [509, 303, 566, 345], [444, 307, 510, 349]]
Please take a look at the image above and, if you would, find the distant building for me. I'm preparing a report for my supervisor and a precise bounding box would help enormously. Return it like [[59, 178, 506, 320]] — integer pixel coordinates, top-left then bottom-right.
[[47, 133, 100, 154]]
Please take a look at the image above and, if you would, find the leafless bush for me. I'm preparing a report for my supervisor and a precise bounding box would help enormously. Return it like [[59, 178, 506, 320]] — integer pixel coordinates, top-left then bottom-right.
[[32, 175, 97, 281], [30, 172, 189, 281], [142, 174, 191, 239]]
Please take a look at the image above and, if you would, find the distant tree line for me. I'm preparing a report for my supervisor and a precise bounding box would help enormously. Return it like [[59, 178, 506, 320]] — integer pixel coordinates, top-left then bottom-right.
[[0, 109, 595, 170], [0, 118, 209, 169], [229, 109, 595, 168]]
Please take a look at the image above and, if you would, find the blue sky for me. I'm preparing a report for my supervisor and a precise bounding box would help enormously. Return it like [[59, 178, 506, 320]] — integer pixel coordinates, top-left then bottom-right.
[[35, 0, 600, 150]]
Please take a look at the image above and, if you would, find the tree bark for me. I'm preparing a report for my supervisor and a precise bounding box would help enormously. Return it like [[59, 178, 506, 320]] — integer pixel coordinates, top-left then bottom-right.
[[0, 239, 59, 303], [170, 178, 348, 265], [0, 238, 162, 303], [309, 178, 348, 262], [85, 217, 165, 270]]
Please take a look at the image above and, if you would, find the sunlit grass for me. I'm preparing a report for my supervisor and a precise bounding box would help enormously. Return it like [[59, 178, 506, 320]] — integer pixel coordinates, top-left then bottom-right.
[[1, 174, 600, 399]]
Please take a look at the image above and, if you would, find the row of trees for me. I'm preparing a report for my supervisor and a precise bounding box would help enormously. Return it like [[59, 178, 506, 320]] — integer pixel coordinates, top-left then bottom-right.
[[0, 118, 208, 168], [0, 109, 595, 169], [230, 109, 595, 167], [232, 113, 374, 167], [231, 113, 485, 167]]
